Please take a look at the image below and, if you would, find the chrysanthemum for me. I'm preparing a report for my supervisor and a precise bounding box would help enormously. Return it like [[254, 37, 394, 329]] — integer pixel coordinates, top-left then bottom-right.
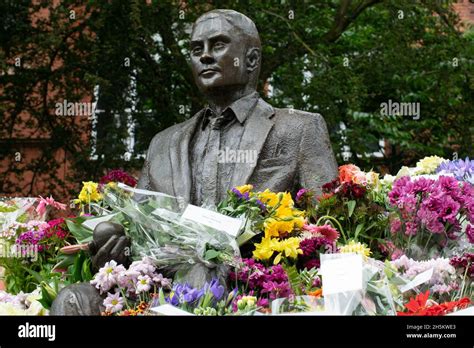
[[339, 240, 372, 260], [103, 292, 124, 313], [136, 275, 152, 293]]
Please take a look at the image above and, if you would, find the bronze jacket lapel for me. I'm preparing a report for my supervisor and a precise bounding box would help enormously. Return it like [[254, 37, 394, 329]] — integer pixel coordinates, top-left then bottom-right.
[[230, 98, 275, 188], [169, 111, 203, 201]]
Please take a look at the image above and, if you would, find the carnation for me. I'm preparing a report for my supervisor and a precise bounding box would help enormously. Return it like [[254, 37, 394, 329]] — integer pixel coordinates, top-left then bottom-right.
[[99, 169, 137, 187]]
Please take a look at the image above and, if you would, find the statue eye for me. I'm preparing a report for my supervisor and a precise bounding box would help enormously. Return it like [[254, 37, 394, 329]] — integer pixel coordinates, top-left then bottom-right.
[[191, 46, 203, 56], [213, 42, 226, 50]]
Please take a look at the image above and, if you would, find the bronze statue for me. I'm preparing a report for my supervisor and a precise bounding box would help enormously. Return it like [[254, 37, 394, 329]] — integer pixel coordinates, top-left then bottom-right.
[[137, 9, 338, 206], [51, 9, 338, 315]]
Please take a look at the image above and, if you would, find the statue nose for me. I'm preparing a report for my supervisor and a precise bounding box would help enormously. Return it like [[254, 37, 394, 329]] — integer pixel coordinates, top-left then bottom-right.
[[200, 52, 214, 64]]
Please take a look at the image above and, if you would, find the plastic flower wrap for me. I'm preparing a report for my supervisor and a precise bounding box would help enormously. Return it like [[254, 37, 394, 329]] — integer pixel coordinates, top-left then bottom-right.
[[391, 255, 460, 302], [319, 253, 409, 315], [101, 184, 240, 289], [0, 198, 45, 231]]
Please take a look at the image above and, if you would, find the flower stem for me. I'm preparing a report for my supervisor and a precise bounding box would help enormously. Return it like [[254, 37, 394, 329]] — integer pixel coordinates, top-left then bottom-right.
[[316, 215, 347, 243]]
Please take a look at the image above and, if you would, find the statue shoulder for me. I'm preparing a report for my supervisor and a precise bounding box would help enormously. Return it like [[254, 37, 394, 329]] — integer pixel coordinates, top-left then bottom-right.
[[147, 112, 203, 149], [273, 107, 327, 127]]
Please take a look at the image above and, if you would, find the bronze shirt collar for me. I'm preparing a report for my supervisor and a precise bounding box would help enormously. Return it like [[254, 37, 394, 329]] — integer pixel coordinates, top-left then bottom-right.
[[201, 92, 259, 130]]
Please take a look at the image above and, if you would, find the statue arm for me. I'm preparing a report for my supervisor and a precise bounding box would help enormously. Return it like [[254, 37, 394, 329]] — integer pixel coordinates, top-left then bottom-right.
[[137, 135, 159, 191], [297, 113, 338, 195]]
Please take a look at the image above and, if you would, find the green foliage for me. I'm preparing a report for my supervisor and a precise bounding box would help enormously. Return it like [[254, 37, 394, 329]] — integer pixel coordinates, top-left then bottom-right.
[[65, 216, 93, 244]]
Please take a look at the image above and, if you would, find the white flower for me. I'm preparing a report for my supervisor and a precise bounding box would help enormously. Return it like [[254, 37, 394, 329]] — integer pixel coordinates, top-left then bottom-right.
[[136, 275, 152, 293], [103, 292, 124, 313], [90, 260, 126, 294]]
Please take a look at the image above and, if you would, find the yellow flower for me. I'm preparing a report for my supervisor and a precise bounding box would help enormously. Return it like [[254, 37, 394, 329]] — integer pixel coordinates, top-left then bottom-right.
[[414, 156, 447, 175], [253, 236, 303, 264], [292, 215, 305, 229], [263, 218, 293, 238], [339, 240, 372, 260], [106, 182, 118, 189], [279, 192, 294, 208], [235, 184, 253, 194], [263, 215, 305, 239], [77, 181, 102, 204], [274, 237, 303, 259], [253, 237, 276, 260], [257, 189, 280, 207]]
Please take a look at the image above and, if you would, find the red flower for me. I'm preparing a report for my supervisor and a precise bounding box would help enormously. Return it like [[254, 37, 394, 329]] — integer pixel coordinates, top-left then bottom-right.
[[405, 290, 430, 313], [398, 290, 471, 316]]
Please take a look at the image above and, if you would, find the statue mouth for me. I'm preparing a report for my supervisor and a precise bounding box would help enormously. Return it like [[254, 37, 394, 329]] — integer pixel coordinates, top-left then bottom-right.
[[200, 68, 220, 77]]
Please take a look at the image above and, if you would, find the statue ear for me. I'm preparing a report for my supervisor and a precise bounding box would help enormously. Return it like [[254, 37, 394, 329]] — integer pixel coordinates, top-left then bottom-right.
[[246, 47, 260, 73]]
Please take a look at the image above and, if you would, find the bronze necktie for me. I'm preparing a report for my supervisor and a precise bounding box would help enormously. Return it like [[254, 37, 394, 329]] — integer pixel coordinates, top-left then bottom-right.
[[200, 113, 231, 206]]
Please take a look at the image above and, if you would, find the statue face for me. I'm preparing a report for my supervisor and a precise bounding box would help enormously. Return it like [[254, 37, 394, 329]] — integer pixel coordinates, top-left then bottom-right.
[[190, 16, 249, 93]]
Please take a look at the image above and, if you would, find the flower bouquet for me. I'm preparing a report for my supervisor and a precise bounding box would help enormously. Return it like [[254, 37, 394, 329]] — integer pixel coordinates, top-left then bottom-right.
[[98, 184, 241, 289]]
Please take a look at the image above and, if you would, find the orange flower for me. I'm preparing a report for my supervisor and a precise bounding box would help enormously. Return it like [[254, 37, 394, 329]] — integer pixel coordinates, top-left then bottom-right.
[[338, 164, 366, 184], [308, 288, 323, 298]]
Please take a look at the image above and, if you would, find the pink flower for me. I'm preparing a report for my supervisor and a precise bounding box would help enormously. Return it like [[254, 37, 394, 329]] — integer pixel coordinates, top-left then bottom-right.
[[36, 196, 66, 216], [303, 224, 339, 242], [466, 224, 474, 244], [391, 248, 405, 260]]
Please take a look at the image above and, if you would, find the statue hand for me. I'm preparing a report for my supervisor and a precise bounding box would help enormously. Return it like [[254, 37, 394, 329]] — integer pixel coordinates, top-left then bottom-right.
[[90, 234, 131, 271]]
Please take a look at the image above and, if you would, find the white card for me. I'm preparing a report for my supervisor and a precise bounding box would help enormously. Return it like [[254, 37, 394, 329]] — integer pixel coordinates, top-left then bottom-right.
[[82, 213, 118, 230], [149, 304, 194, 316], [180, 204, 243, 237], [399, 268, 433, 293], [320, 253, 363, 295]]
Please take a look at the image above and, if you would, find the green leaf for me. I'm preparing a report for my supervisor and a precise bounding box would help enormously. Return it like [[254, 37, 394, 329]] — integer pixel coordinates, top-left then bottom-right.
[[21, 266, 43, 283], [81, 258, 93, 281], [72, 251, 86, 283], [204, 249, 220, 261], [159, 288, 167, 305], [52, 254, 76, 272], [65, 217, 93, 244], [283, 264, 302, 296], [346, 200, 356, 218], [354, 223, 364, 241]]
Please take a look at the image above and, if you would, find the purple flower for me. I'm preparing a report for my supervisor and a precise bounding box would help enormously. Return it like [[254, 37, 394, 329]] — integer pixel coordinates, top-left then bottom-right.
[[450, 253, 474, 279], [296, 188, 308, 203], [466, 224, 474, 244], [231, 188, 250, 200], [389, 175, 473, 247], [206, 278, 225, 300], [436, 157, 474, 183], [168, 283, 204, 305], [261, 280, 291, 300]]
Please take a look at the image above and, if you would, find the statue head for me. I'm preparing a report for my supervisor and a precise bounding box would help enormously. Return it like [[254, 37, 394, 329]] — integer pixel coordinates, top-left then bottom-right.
[[190, 9, 261, 95]]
